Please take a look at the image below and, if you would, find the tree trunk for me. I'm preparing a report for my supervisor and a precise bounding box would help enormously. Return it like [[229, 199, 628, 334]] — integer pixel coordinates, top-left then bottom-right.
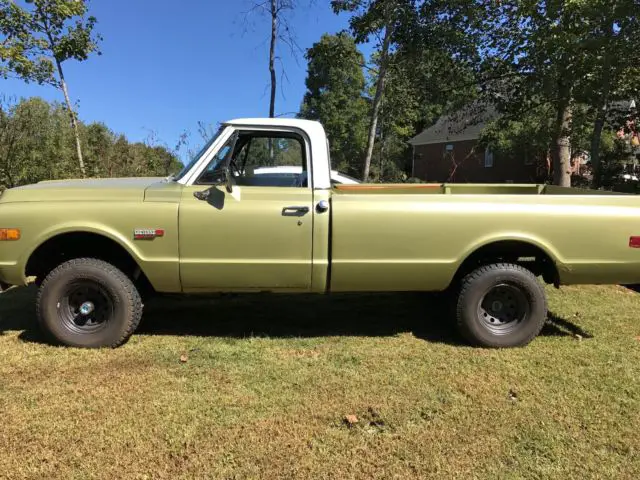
[[378, 112, 384, 180], [552, 98, 572, 187], [590, 102, 608, 189], [590, 21, 615, 189], [362, 25, 392, 182], [55, 60, 86, 177], [269, 0, 277, 118]]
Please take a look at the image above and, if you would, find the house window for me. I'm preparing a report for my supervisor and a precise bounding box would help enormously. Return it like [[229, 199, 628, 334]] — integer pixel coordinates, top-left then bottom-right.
[[484, 149, 494, 168], [443, 144, 454, 159]]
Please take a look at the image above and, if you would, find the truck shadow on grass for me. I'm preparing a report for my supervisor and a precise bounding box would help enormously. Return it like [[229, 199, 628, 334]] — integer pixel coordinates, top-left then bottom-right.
[[1, 286, 591, 346]]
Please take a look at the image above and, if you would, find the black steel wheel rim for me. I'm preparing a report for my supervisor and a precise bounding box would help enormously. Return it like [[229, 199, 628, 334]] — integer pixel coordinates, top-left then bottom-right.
[[58, 280, 114, 334], [477, 283, 530, 335]]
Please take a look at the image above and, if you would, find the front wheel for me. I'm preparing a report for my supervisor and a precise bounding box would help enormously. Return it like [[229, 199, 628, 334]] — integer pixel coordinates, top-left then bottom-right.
[[37, 258, 143, 348], [455, 263, 547, 348]]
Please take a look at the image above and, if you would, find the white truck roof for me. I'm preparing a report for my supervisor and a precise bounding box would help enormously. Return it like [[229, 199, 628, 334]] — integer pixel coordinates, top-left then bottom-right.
[[226, 118, 321, 128]]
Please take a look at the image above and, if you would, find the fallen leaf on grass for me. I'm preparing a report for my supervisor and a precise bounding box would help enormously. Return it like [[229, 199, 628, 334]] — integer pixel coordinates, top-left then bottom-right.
[[344, 414, 358, 426]]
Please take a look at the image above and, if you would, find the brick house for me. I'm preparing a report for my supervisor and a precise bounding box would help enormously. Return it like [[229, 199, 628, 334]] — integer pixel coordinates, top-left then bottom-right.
[[408, 108, 541, 183]]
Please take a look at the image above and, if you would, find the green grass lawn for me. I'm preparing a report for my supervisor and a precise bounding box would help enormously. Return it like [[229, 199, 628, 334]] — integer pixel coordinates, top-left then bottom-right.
[[0, 284, 639, 479]]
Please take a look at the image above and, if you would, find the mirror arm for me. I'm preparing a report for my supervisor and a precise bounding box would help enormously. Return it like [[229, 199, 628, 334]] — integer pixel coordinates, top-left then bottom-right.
[[193, 188, 211, 201], [224, 167, 234, 193]]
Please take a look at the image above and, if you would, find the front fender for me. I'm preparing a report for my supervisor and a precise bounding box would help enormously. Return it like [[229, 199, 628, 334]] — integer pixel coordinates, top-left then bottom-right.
[[15, 221, 181, 293], [18, 222, 146, 276]]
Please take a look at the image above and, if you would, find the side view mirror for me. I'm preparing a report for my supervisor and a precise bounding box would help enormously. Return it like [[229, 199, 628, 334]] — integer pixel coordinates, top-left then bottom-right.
[[193, 168, 234, 201]]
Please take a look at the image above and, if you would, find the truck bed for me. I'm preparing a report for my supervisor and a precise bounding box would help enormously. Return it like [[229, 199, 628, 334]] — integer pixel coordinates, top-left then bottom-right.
[[334, 183, 625, 195], [329, 181, 640, 293]]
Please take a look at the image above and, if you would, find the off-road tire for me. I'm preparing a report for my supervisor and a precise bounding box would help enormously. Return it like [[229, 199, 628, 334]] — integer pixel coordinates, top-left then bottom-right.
[[455, 263, 547, 348], [37, 258, 143, 348]]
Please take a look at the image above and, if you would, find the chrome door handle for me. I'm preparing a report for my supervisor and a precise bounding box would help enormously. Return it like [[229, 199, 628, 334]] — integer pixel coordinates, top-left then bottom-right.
[[282, 206, 310, 216]]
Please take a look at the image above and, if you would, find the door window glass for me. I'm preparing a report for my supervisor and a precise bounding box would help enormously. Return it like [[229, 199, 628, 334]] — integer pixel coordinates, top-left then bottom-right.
[[196, 131, 308, 187]]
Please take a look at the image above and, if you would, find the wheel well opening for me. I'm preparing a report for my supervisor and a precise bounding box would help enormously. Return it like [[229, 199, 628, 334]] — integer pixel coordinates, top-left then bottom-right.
[[25, 232, 153, 292], [453, 241, 560, 287]]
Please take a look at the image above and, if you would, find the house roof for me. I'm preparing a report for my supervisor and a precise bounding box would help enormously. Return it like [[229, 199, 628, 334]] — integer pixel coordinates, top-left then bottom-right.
[[409, 103, 498, 146], [408, 97, 637, 148]]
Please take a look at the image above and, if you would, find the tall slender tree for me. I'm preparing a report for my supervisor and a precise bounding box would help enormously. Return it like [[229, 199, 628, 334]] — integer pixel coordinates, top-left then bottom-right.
[[0, 0, 101, 177], [331, 0, 418, 181], [245, 0, 301, 118]]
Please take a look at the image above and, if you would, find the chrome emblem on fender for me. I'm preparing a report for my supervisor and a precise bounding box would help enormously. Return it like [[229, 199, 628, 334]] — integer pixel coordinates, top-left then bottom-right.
[[133, 228, 165, 240]]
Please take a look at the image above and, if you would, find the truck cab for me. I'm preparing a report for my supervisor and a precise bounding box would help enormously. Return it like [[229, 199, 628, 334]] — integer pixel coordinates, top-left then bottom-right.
[[171, 118, 334, 293]]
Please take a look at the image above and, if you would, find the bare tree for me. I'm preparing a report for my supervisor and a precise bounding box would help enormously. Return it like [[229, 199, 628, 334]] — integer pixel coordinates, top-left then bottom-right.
[[243, 0, 304, 118]]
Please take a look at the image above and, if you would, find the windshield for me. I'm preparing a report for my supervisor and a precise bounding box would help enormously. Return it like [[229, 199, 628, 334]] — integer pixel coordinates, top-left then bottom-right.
[[172, 126, 225, 182]]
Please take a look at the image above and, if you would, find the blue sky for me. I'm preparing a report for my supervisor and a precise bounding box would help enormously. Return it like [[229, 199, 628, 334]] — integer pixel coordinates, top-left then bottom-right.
[[1, 0, 365, 157]]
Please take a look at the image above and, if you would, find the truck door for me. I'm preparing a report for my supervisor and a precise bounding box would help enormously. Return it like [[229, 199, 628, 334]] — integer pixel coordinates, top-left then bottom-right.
[[178, 128, 314, 291]]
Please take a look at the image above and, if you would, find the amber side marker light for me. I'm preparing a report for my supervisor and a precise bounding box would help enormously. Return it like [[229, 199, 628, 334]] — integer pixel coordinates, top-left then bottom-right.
[[630, 237, 640, 248], [0, 228, 21, 241]]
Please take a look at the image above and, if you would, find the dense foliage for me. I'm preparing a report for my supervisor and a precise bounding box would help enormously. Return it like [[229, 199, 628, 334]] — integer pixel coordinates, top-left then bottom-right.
[[301, 0, 639, 187], [469, 0, 640, 187], [299, 33, 369, 177], [0, 97, 182, 190]]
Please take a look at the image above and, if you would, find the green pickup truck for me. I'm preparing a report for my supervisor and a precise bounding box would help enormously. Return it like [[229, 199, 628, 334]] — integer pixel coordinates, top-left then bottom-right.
[[1, 118, 639, 349]]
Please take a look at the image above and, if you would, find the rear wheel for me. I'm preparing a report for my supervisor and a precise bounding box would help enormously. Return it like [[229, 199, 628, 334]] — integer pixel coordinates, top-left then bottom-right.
[[455, 263, 547, 348], [37, 258, 143, 348]]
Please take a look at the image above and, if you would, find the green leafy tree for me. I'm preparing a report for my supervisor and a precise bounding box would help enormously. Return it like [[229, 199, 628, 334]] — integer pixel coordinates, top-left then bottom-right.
[[331, 0, 484, 182], [0, 96, 75, 186], [0, 0, 102, 177], [374, 41, 479, 181], [84, 122, 114, 176], [476, 1, 580, 186], [480, 103, 555, 180], [0, 96, 49, 187], [299, 33, 368, 175], [577, 0, 640, 187], [0, 96, 182, 190], [331, 0, 418, 181], [475, 0, 640, 187]]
